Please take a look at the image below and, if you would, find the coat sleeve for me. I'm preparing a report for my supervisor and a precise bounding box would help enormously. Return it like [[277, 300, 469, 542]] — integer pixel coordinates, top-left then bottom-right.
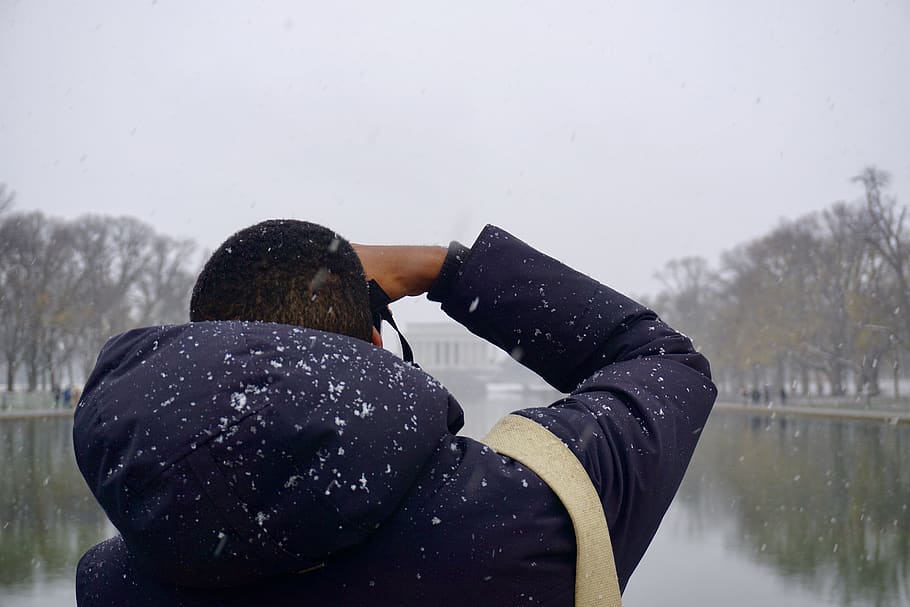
[[428, 224, 717, 589]]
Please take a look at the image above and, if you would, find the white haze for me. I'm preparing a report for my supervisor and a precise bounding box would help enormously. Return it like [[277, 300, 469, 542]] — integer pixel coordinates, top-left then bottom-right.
[[1, 0, 908, 322]]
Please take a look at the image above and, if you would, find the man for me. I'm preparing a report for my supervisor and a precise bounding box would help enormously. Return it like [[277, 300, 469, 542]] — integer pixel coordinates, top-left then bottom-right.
[[74, 220, 716, 605]]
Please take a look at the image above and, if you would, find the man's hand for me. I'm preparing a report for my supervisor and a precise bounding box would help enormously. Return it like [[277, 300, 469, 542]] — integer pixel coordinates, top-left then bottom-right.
[[351, 245, 447, 303]]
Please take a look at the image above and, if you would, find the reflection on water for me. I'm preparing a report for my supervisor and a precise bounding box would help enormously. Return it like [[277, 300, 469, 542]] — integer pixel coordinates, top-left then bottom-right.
[[1, 401, 908, 607], [625, 412, 910, 607], [0, 418, 111, 606]]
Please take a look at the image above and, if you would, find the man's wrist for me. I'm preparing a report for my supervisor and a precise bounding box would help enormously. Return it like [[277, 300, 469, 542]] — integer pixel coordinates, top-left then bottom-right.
[[408, 246, 449, 296]]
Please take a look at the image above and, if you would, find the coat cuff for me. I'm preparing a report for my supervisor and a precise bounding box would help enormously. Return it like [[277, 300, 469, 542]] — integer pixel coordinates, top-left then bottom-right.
[[427, 240, 471, 303]]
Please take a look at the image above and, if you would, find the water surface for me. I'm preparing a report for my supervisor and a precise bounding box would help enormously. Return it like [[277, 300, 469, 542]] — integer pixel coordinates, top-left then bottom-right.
[[1, 397, 907, 606]]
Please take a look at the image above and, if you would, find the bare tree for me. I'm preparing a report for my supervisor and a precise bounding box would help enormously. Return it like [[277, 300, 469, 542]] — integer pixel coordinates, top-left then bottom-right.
[[849, 166, 908, 396], [65, 216, 153, 378], [0, 184, 14, 215], [133, 234, 197, 327], [651, 256, 732, 389], [0, 213, 29, 390], [0, 212, 72, 391]]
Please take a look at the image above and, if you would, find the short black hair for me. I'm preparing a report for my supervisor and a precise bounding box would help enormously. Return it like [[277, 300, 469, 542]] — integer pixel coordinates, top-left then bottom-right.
[[190, 220, 372, 341]]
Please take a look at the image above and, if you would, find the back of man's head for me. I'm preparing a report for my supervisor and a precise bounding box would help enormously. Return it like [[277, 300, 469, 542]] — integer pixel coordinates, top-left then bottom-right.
[[190, 219, 372, 341]]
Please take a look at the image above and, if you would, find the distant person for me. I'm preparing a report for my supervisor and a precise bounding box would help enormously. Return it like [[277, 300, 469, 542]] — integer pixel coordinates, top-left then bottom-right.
[[62, 387, 72, 407], [73, 221, 716, 606], [751, 387, 761, 404], [779, 386, 787, 405]]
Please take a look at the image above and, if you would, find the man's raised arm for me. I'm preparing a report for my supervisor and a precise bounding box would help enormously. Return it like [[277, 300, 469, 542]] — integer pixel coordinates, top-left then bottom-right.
[[358, 224, 716, 589]]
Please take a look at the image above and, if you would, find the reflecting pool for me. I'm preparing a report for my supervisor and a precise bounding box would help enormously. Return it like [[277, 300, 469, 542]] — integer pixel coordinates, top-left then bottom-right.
[[1, 398, 907, 606]]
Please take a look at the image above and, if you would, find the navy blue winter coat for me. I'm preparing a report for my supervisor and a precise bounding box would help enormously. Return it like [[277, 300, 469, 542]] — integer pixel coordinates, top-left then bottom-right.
[[74, 225, 716, 606]]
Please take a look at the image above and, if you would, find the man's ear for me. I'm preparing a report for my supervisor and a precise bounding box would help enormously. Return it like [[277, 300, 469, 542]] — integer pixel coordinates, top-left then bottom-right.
[[371, 327, 383, 348]]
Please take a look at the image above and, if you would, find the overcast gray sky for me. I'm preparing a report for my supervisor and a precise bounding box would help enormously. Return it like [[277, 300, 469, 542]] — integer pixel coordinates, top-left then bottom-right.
[[2, 0, 908, 322]]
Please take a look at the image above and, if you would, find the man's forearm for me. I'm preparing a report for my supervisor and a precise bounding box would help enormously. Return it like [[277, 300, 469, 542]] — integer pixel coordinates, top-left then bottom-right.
[[352, 244, 447, 303]]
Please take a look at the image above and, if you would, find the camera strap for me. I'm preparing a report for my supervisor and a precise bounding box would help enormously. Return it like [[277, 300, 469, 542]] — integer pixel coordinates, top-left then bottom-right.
[[367, 280, 416, 365]]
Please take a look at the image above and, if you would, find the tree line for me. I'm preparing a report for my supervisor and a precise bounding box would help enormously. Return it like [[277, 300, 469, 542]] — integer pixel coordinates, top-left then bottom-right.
[[0, 187, 199, 392], [2, 168, 907, 399], [650, 167, 908, 400]]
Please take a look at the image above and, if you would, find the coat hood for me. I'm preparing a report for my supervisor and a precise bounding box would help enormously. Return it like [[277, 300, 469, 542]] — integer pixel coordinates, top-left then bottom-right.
[[73, 321, 464, 588]]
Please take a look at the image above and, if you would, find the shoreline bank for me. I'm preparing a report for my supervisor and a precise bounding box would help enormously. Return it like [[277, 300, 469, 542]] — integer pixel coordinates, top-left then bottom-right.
[[714, 401, 909, 425], [0, 409, 73, 420]]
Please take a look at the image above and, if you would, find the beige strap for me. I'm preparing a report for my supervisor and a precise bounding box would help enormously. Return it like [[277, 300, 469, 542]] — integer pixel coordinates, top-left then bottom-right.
[[481, 414, 622, 607]]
